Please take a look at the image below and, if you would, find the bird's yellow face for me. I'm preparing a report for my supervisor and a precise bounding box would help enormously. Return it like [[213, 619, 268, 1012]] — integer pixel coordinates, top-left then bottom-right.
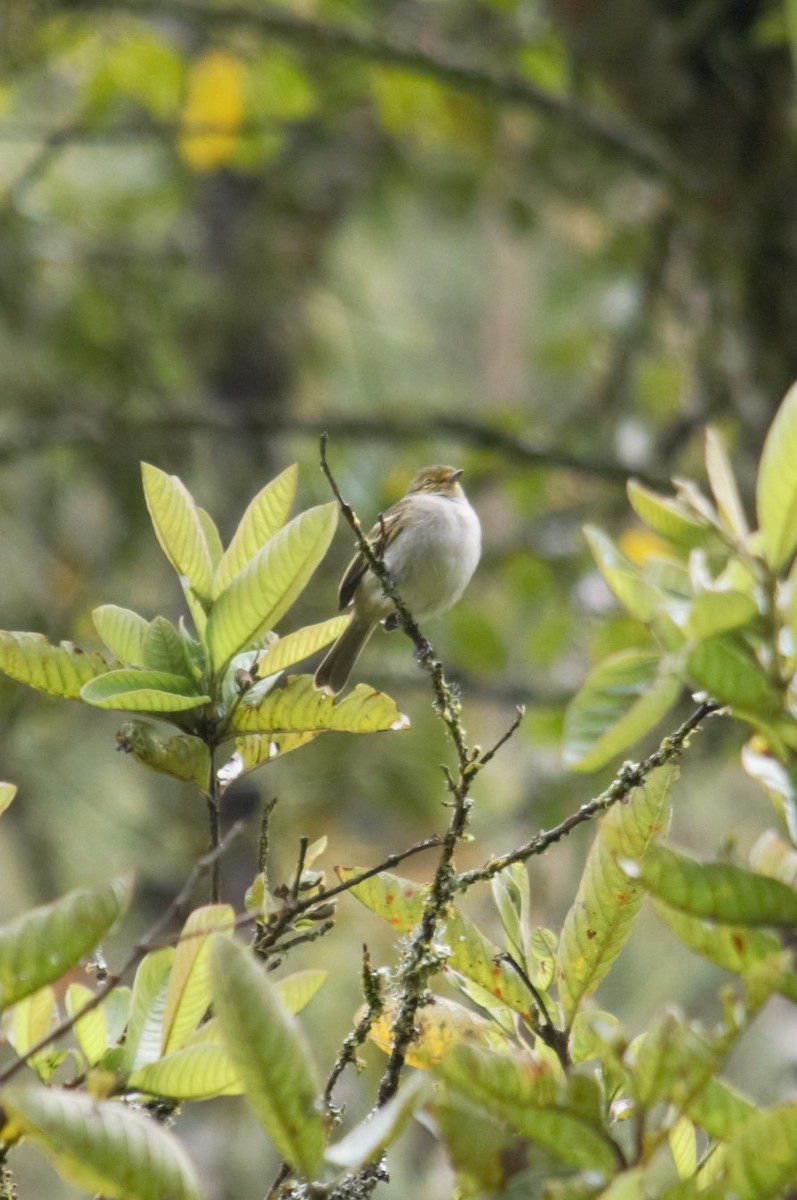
[[406, 465, 464, 497]]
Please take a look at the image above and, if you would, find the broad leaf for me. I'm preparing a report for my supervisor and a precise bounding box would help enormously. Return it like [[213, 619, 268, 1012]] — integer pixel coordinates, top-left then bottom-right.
[[197, 505, 224, 569], [232, 731, 320, 774], [273, 969, 327, 1014], [207, 502, 338, 671], [756, 380, 797, 571], [0, 631, 115, 700], [563, 650, 681, 771], [437, 1044, 617, 1173], [584, 526, 665, 622], [141, 463, 214, 601], [124, 947, 175, 1072], [209, 936, 325, 1177], [65, 983, 108, 1066], [326, 1075, 432, 1170], [232, 674, 409, 734], [687, 635, 781, 719], [0, 782, 17, 816], [116, 722, 211, 791], [129, 1041, 242, 1100], [557, 765, 675, 1026], [434, 1092, 520, 1199], [622, 844, 797, 925], [684, 591, 757, 641], [255, 616, 350, 676], [368, 996, 511, 1068], [162, 905, 234, 1054], [7, 987, 58, 1080], [627, 480, 711, 547], [81, 669, 209, 713], [3, 1084, 199, 1200], [705, 427, 749, 538], [92, 605, 150, 666], [142, 616, 195, 677], [212, 463, 298, 597], [687, 1076, 756, 1138], [0, 877, 131, 1011], [704, 1101, 797, 1199]]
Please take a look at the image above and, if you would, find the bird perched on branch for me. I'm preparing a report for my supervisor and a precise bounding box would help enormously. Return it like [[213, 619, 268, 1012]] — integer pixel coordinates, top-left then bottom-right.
[[314, 465, 481, 695]]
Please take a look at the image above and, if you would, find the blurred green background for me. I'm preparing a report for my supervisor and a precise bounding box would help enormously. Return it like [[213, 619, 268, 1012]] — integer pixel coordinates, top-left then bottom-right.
[[2, 1, 797, 1195]]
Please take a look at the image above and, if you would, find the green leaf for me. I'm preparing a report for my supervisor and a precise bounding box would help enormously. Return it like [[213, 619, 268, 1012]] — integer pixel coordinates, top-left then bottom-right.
[[557, 765, 676, 1026], [7, 987, 58, 1080], [65, 983, 108, 1066], [233, 731, 320, 773], [704, 1101, 797, 1199], [653, 900, 797, 999], [0, 782, 17, 816], [687, 635, 782, 719], [437, 1044, 617, 1173], [129, 1041, 242, 1100], [687, 1076, 756, 1138], [756, 380, 797, 571], [705, 427, 749, 538], [3, 1084, 199, 1200], [584, 526, 665, 621], [563, 650, 681, 771], [255, 616, 350, 676], [81, 669, 210, 713], [669, 1115, 697, 1179], [434, 1092, 519, 1199], [209, 936, 325, 1177], [92, 605, 150, 665], [197, 506, 224, 570], [274, 969, 327, 1014], [142, 616, 195, 676], [492, 862, 531, 966], [141, 463, 214, 601], [116, 722, 211, 791], [684, 591, 758, 641], [326, 1074, 432, 1169], [232, 674, 409, 734], [207, 503, 338, 670], [212, 463, 298, 597], [162, 905, 234, 1054], [124, 947, 174, 1072], [338, 869, 535, 1017], [627, 480, 711, 547], [0, 631, 115, 700], [622, 844, 797, 925], [0, 877, 132, 1011]]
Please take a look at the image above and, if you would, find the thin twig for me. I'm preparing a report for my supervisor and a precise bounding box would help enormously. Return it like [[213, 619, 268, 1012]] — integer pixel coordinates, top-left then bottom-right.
[[0, 823, 245, 1087], [456, 699, 723, 888]]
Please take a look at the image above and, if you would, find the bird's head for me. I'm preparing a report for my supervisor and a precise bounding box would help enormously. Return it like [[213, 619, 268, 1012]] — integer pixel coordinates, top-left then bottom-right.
[[406, 465, 465, 498]]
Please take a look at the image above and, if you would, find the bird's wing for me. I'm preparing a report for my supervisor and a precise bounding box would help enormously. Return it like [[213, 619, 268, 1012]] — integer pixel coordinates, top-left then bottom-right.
[[337, 505, 404, 610]]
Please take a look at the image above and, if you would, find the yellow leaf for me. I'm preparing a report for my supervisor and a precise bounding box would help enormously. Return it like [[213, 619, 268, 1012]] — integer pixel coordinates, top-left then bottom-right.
[[180, 51, 246, 172]]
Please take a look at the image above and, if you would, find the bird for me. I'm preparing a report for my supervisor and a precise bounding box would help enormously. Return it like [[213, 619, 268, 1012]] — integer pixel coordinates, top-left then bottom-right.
[[314, 464, 481, 695]]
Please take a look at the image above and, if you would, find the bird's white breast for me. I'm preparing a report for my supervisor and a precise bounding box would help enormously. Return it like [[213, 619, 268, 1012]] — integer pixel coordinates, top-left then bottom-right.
[[382, 492, 481, 620]]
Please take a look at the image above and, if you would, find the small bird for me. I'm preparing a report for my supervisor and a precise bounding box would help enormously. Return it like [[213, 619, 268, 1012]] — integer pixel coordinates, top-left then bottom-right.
[[314, 465, 481, 695]]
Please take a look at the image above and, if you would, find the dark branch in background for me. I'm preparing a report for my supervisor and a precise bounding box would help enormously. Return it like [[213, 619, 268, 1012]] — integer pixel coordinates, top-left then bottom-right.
[[456, 699, 723, 888], [0, 823, 245, 1088], [60, 0, 669, 180]]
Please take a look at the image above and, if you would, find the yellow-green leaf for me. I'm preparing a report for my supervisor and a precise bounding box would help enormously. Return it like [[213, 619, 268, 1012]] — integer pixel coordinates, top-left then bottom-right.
[[7, 987, 58, 1080], [368, 996, 511, 1068], [116, 722, 211, 791], [129, 1042, 242, 1100], [669, 1116, 697, 1180], [124, 947, 175, 1073], [0, 631, 115, 700], [233, 731, 320, 772], [756, 380, 797, 571], [212, 464, 298, 597], [688, 634, 781, 718], [92, 605, 150, 665], [584, 526, 666, 621], [209, 936, 325, 1177], [0, 782, 17, 816], [274, 969, 327, 1014], [162, 905, 234, 1054], [255, 616, 350, 677], [3, 1084, 199, 1200], [207, 503, 338, 670], [687, 1076, 756, 1138], [142, 616, 194, 676], [623, 843, 797, 925], [65, 983, 107, 1066], [81, 669, 209, 713], [705, 427, 749, 539], [685, 591, 758, 641], [563, 650, 681, 771], [704, 1101, 797, 1200], [141, 462, 214, 601], [232, 674, 409, 734], [326, 1074, 432, 1170], [197, 506, 224, 570], [557, 765, 676, 1026], [627, 480, 712, 547], [335, 867, 426, 930], [0, 877, 131, 1011]]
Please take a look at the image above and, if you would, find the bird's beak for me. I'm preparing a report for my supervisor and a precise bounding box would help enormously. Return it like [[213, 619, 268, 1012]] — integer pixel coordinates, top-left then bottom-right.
[[449, 468, 464, 483]]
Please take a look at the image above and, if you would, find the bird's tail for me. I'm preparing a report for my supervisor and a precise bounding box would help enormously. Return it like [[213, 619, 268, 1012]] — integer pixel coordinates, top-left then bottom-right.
[[314, 615, 376, 695]]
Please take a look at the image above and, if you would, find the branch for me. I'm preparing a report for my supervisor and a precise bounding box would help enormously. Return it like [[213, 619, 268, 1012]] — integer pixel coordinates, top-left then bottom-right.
[[456, 699, 722, 888], [0, 822, 245, 1087], [60, 0, 669, 179]]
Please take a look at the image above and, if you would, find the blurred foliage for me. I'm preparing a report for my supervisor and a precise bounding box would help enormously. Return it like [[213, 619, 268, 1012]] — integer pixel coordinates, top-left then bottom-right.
[[2, 0, 797, 1195]]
